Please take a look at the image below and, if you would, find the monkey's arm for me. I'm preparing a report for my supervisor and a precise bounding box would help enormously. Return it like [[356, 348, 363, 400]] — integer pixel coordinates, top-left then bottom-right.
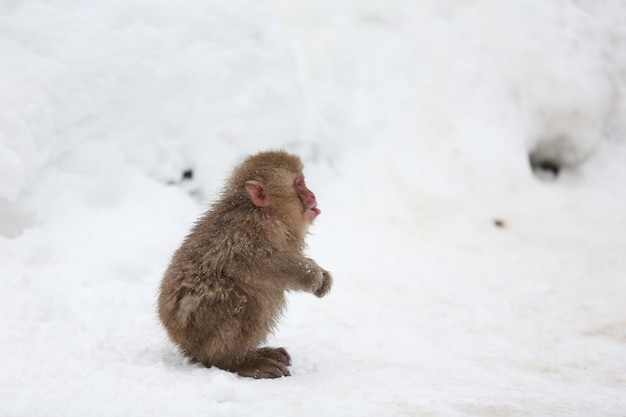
[[267, 253, 332, 297]]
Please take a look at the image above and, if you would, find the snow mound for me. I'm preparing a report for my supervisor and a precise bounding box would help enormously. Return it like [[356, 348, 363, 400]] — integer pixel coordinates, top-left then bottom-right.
[[2, 0, 626, 416]]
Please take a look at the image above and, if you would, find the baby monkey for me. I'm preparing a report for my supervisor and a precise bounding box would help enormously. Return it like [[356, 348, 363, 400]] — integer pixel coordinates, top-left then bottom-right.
[[158, 150, 332, 378]]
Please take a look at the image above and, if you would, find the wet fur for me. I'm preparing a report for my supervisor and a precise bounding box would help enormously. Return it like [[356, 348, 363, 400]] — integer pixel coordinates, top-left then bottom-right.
[[158, 151, 332, 377]]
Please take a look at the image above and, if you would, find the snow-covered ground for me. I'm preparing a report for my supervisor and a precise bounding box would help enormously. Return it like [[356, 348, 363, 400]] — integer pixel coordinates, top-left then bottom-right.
[[2, 1, 626, 416]]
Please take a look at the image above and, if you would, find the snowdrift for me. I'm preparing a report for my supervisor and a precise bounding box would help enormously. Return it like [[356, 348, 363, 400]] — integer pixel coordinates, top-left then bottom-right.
[[1, 1, 626, 416]]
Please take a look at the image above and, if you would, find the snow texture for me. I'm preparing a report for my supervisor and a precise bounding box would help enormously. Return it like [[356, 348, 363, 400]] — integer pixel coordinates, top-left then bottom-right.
[[2, 0, 626, 416]]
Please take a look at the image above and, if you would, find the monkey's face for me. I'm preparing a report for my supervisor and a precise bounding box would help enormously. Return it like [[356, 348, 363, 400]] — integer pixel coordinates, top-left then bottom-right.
[[243, 168, 320, 227], [292, 173, 320, 223]]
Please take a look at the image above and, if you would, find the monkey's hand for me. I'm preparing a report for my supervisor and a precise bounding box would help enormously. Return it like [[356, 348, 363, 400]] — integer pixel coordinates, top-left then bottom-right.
[[273, 254, 332, 296], [299, 257, 332, 297], [313, 269, 332, 298]]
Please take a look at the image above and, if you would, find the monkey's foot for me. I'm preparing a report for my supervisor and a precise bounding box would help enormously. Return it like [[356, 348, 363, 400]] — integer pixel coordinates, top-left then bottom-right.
[[234, 348, 291, 379], [254, 347, 291, 366]]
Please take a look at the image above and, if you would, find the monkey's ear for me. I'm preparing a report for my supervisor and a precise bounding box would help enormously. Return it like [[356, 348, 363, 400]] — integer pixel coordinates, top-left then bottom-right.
[[245, 180, 267, 207]]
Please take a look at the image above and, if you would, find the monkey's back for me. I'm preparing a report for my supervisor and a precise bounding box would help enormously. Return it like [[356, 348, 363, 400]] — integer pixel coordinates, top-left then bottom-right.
[[157, 208, 287, 367]]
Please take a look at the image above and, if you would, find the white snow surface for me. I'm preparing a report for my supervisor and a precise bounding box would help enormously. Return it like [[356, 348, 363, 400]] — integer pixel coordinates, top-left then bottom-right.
[[2, 0, 626, 416]]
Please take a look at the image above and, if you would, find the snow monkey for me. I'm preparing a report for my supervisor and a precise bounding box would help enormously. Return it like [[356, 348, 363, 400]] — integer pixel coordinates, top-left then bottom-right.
[[158, 150, 333, 378]]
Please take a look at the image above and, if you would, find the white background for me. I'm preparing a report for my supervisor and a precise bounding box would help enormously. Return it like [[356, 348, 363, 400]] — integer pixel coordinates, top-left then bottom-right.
[[1, 1, 626, 416]]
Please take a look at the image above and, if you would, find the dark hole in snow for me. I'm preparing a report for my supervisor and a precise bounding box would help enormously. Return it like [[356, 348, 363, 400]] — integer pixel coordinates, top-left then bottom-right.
[[529, 151, 561, 182], [182, 169, 194, 181], [532, 160, 560, 175], [527, 134, 591, 182]]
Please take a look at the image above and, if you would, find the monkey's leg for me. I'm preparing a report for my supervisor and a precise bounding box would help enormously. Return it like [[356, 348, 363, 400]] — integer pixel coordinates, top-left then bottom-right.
[[254, 346, 291, 366], [232, 349, 291, 379]]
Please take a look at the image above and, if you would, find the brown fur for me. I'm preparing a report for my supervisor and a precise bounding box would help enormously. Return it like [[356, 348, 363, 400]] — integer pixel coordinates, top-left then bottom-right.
[[158, 150, 332, 378]]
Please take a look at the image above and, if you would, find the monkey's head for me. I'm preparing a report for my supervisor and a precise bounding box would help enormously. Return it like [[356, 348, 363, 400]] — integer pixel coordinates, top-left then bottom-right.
[[228, 150, 321, 228]]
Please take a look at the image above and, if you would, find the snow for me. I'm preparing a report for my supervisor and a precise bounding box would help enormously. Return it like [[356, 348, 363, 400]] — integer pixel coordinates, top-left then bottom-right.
[[1, 0, 626, 416]]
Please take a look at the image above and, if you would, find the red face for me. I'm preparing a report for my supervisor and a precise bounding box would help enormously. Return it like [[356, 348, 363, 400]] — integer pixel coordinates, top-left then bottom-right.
[[293, 173, 320, 222]]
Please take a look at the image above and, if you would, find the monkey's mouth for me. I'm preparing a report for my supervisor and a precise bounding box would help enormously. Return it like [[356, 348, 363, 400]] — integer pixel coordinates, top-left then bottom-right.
[[306, 206, 321, 220]]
